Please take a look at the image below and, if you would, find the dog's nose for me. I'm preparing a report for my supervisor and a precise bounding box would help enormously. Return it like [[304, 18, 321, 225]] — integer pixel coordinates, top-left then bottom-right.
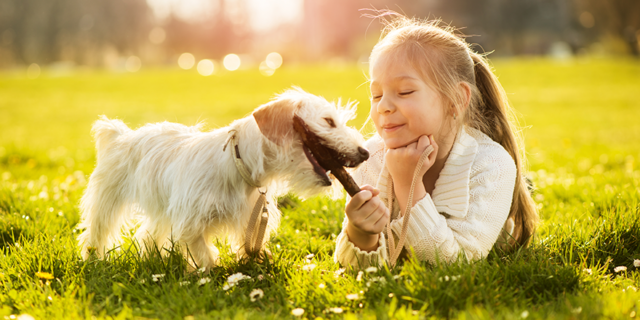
[[357, 147, 369, 161]]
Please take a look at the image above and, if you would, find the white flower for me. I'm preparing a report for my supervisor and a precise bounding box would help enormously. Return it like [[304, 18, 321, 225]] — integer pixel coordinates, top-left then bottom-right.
[[356, 271, 364, 282], [583, 268, 592, 275], [346, 293, 359, 300], [334, 268, 346, 278], [365, 266, 377, 273], [318, 283, 325, 289], [571, 307, 582, 314], [302, 264, 316, 271], [373, 276, 386, 284], [291, 308, 304, 316], [305, 253, 315, 260], [198, 267, 206, 273], [223, 283, 232, 291], [634, 260, 640, 268], [257, 275, 264, 281], [393, 275, 402, 280], [152, 274, 165, 282], [366, 276, 387, 287], [198, 277, 211, 285], [521, 310, 529, 318], [614, 266, 627, 273], [249, 288, 264, 302], [17, 314, 35, 320], [179, 281, 190, 286], [139, 279, 146, 284], [329, 307, 343, 314], [227, 273, 251, 285]]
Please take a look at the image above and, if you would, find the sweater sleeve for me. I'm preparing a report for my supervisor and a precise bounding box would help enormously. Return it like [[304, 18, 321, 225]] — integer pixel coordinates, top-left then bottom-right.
[[390, 145, 517, 263], [334, 138, 388, 268]]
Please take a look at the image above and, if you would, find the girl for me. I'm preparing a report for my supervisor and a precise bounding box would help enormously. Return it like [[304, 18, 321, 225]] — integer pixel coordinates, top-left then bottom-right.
[[334, 15, 538, 268]]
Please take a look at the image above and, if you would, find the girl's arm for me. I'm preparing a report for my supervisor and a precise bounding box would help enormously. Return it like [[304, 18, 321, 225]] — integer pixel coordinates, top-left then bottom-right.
[[334, 145, 389, 268], [390, 142, 517, 262]]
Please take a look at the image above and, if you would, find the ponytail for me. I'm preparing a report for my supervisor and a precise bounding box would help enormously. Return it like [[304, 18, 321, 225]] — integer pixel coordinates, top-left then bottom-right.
[[469, 52, 538, 249]]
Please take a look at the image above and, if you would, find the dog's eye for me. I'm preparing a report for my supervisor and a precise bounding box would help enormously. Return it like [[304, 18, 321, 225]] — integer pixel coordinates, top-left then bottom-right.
[[324, 118, 336, 128]]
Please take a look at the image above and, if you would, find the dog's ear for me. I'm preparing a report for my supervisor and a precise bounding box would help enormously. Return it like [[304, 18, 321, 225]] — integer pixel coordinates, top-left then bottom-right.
[[252, 98, 299, 146]]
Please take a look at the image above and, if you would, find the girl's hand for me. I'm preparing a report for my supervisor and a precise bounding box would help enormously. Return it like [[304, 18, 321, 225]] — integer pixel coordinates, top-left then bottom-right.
[[345, 185, 390, 251], [385, 135, 439, 212]]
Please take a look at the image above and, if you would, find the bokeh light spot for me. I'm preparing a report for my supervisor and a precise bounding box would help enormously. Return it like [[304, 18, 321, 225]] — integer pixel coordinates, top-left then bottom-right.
[[579, 12, 594, 29], [265, 52, 283, 69], [259, 61, 275, 76], [27, 63, 41, 79], [223, 54, 241, 71], [125, 56, 141, 72], [178, 53, 195, 70], [149, 27, 166, 44], [197, 59, 215, 76]]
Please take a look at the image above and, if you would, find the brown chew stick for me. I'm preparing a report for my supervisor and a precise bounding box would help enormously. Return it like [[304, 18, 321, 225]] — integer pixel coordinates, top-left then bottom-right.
[[293, 115, 361, 197]]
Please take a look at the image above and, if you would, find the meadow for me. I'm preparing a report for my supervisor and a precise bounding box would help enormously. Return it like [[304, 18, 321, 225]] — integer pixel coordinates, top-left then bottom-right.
[[1, 58, 639, 319]]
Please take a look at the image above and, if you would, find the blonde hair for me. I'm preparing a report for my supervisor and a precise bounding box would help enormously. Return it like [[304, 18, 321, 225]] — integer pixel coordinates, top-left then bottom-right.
[[369, 13, 538, 250]]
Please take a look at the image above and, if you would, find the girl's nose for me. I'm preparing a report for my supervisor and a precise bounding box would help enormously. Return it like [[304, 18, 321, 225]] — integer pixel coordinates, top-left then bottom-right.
[[376, 96, 395, 114]]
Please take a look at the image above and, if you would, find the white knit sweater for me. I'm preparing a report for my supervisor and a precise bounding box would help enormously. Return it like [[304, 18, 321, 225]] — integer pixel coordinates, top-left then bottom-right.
[[334, 126, 517, 268]]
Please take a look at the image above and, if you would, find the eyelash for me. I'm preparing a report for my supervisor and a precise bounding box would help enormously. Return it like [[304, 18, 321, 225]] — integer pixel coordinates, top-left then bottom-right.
[[372, 91, 414, 100]]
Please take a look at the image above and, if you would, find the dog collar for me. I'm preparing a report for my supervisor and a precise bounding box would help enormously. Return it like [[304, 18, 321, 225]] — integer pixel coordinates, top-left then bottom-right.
[[223, 130, 262, 188]]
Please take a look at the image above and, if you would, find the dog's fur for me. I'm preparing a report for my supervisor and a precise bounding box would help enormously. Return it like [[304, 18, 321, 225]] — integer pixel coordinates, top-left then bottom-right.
[[76, 88, 367, 269]]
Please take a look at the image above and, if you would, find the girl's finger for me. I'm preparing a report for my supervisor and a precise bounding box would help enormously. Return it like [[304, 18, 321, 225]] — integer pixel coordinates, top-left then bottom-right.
[[373, 207, 390, 231], [417, 135, 430, 150], [346, 190, 372, 212], [429, 135, 438, 150], [360, 184, 380, 197], [361, 200, 386, 227]]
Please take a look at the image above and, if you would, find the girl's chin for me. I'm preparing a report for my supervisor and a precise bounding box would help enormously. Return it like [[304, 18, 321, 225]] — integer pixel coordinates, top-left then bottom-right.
[[382, 137, 411, 149]]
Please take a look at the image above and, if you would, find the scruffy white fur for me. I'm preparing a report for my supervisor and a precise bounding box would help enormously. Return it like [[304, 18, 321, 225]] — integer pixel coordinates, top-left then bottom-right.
[[77, 88, 366, 270]]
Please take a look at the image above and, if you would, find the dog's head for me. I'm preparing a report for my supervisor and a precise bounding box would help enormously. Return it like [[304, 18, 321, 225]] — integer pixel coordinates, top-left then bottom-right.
[[253, 87, 368, 196]]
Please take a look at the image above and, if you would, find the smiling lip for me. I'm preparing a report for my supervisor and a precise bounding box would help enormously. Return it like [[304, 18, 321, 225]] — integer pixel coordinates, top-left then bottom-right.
[[382, 124, 404, 133]]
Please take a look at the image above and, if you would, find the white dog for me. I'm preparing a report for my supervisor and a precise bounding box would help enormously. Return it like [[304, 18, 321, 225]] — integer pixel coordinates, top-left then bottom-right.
[[76, 88, 369, 270]]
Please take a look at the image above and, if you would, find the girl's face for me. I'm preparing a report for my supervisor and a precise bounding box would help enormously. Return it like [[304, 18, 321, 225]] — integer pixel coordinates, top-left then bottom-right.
[[369, 52, 447, 149]]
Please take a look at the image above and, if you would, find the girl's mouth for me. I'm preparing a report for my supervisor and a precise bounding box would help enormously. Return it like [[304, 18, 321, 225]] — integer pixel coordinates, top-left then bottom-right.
[[382, 124, 404, 133]]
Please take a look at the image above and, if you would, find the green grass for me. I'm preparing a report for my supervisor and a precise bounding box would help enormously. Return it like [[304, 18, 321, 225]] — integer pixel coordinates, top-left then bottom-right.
[[1, 58, 640, 319]]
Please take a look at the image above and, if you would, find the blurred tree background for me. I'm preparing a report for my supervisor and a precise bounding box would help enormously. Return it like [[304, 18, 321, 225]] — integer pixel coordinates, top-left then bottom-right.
[[0, 0, 638, 69]]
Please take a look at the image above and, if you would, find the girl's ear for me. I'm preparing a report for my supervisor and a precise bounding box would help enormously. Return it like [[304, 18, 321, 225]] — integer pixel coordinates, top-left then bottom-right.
[[458, 82, 472, 112], [252, 98, 299, 146]]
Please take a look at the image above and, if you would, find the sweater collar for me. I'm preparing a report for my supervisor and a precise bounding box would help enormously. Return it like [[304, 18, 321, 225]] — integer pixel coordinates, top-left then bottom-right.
[[376, 126, 478, 218]]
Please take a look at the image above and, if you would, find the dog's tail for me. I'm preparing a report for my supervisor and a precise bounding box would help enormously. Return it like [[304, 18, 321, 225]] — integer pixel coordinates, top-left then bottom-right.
[[92, 115, 130, 161], [77, 116, 132, 260]]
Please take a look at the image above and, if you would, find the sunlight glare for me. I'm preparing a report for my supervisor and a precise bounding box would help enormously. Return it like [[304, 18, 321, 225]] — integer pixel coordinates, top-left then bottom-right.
[[197, 59, 215, 76], [27, 63, 41, 79], [259, 61, 275, 76], [223, 54, 241, 71], [125, 56, 142, 72], [178, 53, 195, 70], [265, 52, 283, 69]]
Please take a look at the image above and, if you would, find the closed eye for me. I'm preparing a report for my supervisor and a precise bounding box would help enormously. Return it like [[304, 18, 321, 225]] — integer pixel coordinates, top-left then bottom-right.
[[400, 91, 414, 96], [324, 117, 336, 128]]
